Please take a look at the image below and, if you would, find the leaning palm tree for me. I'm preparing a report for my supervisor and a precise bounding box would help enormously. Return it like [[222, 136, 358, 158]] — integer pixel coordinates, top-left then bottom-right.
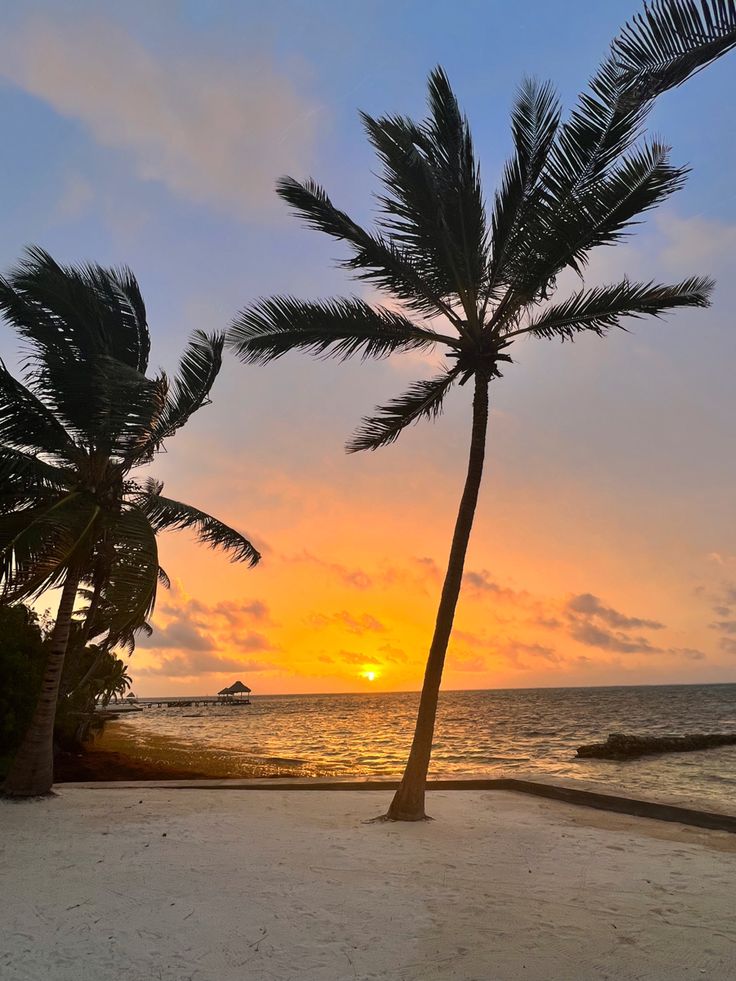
[[228, 1, 736, 820], [0, 248, 260, 797]]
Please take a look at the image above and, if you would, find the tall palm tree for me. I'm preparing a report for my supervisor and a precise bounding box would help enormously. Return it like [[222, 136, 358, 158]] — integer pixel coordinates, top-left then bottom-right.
[[228, 1, 736, 821], [0, 248, 260, 797]]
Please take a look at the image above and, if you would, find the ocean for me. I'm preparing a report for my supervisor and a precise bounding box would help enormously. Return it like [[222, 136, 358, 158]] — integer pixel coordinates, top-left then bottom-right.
[[109, 684, 736, 807]]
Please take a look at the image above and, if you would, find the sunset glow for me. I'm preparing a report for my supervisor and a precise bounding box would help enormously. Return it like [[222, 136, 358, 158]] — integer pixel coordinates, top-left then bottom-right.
[[1, 3, 734, 698]]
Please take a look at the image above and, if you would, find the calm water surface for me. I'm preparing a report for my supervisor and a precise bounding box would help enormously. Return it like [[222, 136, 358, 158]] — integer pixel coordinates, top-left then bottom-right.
[[113, 685, 736, 807]]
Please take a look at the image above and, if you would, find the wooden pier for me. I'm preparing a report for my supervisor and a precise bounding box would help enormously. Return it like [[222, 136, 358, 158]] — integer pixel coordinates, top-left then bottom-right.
[[139, 696, 251, 708]]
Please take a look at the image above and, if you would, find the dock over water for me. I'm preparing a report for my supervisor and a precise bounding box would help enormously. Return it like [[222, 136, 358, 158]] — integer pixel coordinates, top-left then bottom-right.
[[139, 696, 251, 708]]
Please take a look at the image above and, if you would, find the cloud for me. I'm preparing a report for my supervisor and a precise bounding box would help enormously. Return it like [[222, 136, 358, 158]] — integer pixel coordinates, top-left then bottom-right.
[[137, 619, 215, 652], [338, 649, 371, 665], [568, 620, 662, 654], [160, 593, 271, 627], [566, 593, 664, 631], [670, 647, 706, 661], [310, 610, 386, 635], [296, 552, 373, 590], [710, 620, 736, 635], [377, 643, 408, 664], [232, 631, 276, 652], [137, 651, 274, 677], [211, 600, 270, 624], [564, 593, 665, 654], [0, 15, 319, 217], [139, 593, 275, 661], [463, 570, 525, 602], [657, 214, 736, 275]]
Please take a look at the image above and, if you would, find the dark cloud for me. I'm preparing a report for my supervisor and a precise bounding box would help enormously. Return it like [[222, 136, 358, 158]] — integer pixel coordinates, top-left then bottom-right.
[[710, 620, 736, 635], [463, 570, 524, 602], [720, 638, 736, 654], [566, 593, 664, 631], [138, 618, 216, 651], [568, 620, 662, 654], [160, 596, 270, 625]]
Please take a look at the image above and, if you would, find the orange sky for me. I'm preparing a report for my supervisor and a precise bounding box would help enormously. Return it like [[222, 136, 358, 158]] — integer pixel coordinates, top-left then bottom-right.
[[132, 298, 736, 695]]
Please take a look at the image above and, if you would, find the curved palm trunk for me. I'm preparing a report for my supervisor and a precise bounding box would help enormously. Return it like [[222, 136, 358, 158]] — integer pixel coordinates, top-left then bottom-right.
[[386, 372, 490, 821], [3, 570, 81, 797]]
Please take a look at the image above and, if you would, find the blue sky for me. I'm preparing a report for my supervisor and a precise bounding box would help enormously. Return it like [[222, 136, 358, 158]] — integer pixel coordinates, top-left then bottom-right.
[[2, 1, 736, 693]]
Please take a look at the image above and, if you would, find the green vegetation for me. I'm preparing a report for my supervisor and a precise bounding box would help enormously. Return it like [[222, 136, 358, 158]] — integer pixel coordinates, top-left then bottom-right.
[[0, 604, 45, 775], [0, 602, 134, 780], [0, 250, 260, 797]]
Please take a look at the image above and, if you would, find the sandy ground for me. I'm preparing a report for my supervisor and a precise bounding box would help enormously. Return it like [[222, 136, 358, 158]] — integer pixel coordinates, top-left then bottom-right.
[[2, 788, 736, 981]]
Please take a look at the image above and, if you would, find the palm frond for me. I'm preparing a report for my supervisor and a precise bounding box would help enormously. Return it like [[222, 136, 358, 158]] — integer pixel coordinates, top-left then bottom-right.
[[513, 276, 714, 340], [520, 2, 736, 289], [145, 330, 224, 451], [0, 493, 100, 601], [100, 505, 160, 646], [134, 481, 261, 566], [0, 447, 70, 507], [0, 361, 77, 459], [362, 110, 455, 295], [363, 67, 489, 306], [423, 67, 488, 301], [488, 77, 561, 295], [228, 296, 442, 365], [347, 367, 461, 452], [614, 0, 736, 95], [509, 141, 688, 296], [78, 356, 168, 458], [0, 246, 150, 372], [276, 177, 463, 324]]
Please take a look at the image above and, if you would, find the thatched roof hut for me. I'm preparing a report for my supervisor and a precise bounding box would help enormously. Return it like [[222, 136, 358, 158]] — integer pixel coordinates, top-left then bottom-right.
[[228, 681, 251, 694], [217, 680, 252, 703]]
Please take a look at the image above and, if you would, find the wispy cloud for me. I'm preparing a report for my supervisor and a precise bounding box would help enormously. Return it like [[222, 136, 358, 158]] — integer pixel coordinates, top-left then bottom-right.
[[0, 15, 320, 217], [310, 610, 386, 635]]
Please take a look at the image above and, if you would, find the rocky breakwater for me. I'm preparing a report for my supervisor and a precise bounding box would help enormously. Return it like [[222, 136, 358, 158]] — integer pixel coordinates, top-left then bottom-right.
[[576, 732, 736, 760]]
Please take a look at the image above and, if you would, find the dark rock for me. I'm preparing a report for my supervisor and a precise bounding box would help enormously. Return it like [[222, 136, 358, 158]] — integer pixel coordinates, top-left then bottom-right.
[[576, 732, 736, 760]]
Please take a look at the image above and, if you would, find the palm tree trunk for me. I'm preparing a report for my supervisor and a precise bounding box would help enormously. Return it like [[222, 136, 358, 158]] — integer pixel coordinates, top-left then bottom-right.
[[3, 569, 82, 797], [59, 578, 104, 698], [386, 371, 490, 821]]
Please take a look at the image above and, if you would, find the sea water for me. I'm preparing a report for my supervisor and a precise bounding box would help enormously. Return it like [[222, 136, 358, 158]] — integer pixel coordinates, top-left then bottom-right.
[[111, 684, 736, 807]]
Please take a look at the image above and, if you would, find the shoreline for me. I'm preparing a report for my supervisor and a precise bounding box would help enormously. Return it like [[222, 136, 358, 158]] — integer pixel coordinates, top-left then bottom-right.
[[54, 746, 217, 782]]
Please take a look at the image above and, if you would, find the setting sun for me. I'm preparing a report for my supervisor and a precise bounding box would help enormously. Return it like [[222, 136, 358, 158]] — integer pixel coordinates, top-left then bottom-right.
[[361, 670, 379, 683]]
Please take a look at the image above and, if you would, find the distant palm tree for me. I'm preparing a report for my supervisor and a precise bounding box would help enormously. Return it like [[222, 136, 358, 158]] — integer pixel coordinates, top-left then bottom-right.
[[97, 655, 133, 707], [228, 2, 736, 820], [0, 248, 260, 797]]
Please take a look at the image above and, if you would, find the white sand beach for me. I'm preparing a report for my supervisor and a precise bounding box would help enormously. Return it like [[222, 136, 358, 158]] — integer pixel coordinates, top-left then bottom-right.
[[2, 787, 735, 981]]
